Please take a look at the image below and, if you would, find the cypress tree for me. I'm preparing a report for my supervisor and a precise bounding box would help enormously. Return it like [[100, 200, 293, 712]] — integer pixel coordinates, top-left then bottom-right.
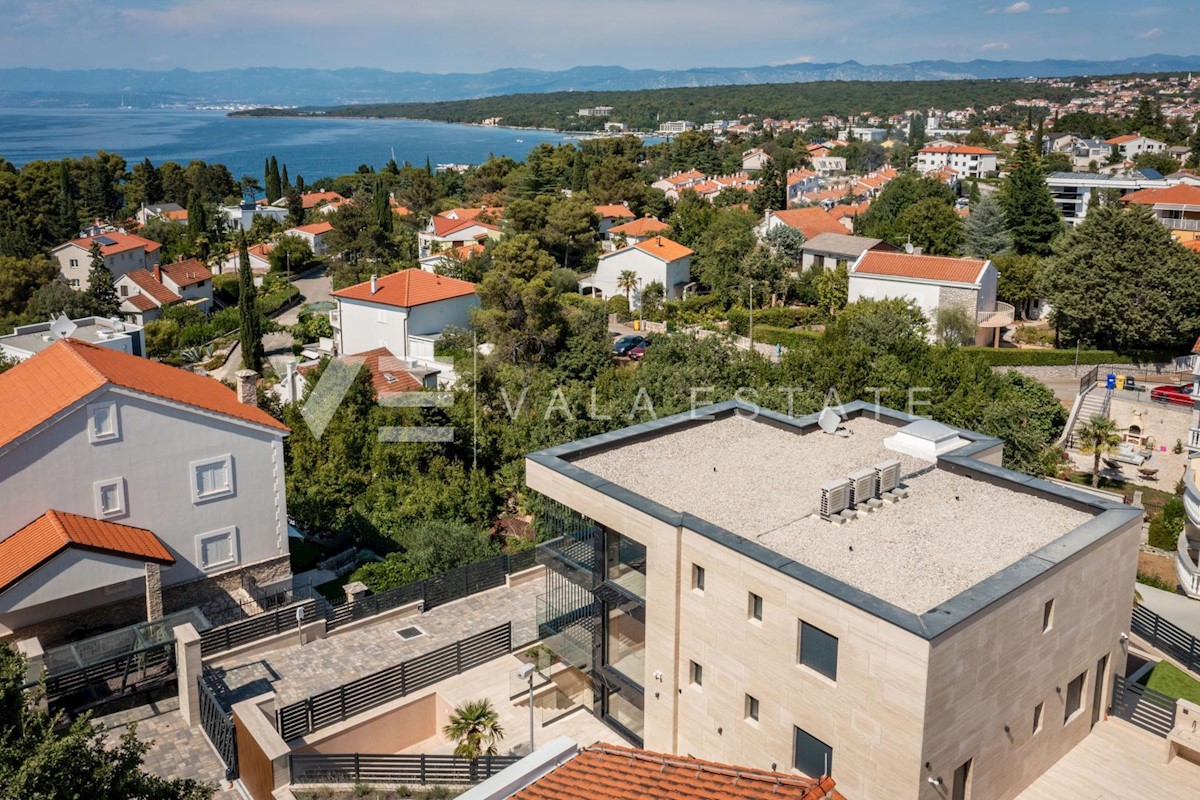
[[570, 151, 586, 192], [141, 158, 162, 205], [908, 114, 926, 148], [57, 162, 78, 240], [237, 232, 264, 373], [998, 138, 1063, 257], [295, 174, 306, 194], [425, 156, 433, 176], [85, 241, 120, 316], [263, 157, 272, 198], [373, 178, 393, 234], [281, 164, 292, 197], [266, 156, 282, 203], [287, 192, 304, 227]]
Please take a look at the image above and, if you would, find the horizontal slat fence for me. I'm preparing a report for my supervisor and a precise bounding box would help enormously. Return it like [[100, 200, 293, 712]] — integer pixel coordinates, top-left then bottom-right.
[[200, 599, 318, 657], [1111, 674, 1178, 738], [1131, 604, 1200, 675], [276, 622, 512, 741], [289, 753, 521, 785]]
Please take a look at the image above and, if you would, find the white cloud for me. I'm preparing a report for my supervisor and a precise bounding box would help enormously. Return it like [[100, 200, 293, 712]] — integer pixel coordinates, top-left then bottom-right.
[[1043, 6, 1069, 13], [988, 1, 1030, 13], [1136, 28, 1163, 40], [980, 42, 1010, 51]]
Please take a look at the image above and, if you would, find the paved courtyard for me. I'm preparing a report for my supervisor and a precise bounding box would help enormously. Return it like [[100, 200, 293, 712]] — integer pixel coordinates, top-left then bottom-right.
[[205, 578, 543, 707]]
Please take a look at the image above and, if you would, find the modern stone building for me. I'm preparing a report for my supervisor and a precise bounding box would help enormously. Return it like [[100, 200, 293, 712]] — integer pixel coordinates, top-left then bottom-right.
[[526, 401, 1141, 800]]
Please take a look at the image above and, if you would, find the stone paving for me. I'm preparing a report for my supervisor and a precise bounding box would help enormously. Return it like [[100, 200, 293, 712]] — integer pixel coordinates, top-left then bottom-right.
[[99, 697, 239, 800], [205, 578, 543, 708]]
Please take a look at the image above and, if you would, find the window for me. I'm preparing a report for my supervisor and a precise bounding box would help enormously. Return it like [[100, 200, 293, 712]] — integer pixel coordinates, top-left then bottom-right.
[[119, 284, 128, 297], [749, 592, 763, 622], [1064, 671, 1086, 723], [94, 478, 125, 517], [745, 694, 759, 722], [69, 258, 79, 268], [690, 660, 703, 688], [68, 279, 80, 288], [793, 726, 832, 778], [691, 564, 705, 592], [197, 527, 239, 570], [1032, 702, 1044, 735], [799, 621, 839, 681], [1042, 599, 1055, 633], [191, 455, 234, 502], [605, 601, 646, 684], [605, 688, 644, 740], [376, 308, 387, 323], [87, 401, 119, 443], [605, 529, 646, 598]]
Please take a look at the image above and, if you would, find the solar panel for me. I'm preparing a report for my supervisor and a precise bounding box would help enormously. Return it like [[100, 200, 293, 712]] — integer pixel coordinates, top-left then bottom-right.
[[93, 235, 117, 246]]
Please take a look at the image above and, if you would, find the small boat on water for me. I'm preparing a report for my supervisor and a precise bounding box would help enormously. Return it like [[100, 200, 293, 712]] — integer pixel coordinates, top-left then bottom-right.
[[515, 138, 524, 143]]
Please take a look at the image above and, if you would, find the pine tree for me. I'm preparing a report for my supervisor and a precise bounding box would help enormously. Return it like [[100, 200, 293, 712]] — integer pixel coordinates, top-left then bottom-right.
[[56, 162, 78, 240], [287, 192, 304, 228], [84, 241, 119, 316], [908, 114, 926, 148], [749, 158, 786, 215], [570, 151, 587, 192], [237, 233, 264, 373], [186, 191, 208, 241], [965, 194, 1013, 259], [1033, 118, 1045, 157], [998, 138, 1062, 256], [266, 156, 282, 203], [968, 180, 982, 206], [140, 157, 162, 205]]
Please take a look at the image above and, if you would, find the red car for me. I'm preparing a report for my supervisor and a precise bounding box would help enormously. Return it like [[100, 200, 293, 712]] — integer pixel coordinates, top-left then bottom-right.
[[628, 340, 650, 361], [1150, 383, 1196, 407]]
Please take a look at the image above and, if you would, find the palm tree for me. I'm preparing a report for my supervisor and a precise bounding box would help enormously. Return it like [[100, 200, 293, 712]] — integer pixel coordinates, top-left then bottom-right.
[[1076, 414, 1120, 488], [443, 699, 505, 760], [616, 270, 640, 309]]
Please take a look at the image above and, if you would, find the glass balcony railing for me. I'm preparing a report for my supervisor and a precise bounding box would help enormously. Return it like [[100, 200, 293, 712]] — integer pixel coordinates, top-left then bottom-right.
[[536, 592, 595, 672]]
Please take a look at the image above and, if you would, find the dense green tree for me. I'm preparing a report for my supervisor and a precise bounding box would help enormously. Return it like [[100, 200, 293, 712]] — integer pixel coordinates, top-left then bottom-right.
[[749, 158, 787, 215], [473, 272, 564, 365], [895, 197, 964, 256], [27, 280, 97, 320], [85, 242, 119, 316], [1041, 151, 1072, 173], [993, 252, 1044, 321], [281, 164, 292, 197], [763, 224, 806, 263], [0, 255, 58, 317], [490, 233, 557, 280], [540, 196, 597, 269], [964, 194, 1012, 259], [351, 521, 499, 590], [269, 234, 316, 275], [815, 263, 849, 316], [858, 173, 955, 244], [997, 138, 1062, 256], [237, 233, 265, 373], [56, 162, 78, 240], [908, 114, 926, 148], [934, 305, 975, 346], [265, 156, 282, 203], [1133, 151, 1180, 176], [131, 157, 163, 207], [286, 191, 304, 227], [1042, 205, 1200, 351]]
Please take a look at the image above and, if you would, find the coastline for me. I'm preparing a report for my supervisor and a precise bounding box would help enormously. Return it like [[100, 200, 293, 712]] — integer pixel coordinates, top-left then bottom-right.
[[225, 109, 653, 138]]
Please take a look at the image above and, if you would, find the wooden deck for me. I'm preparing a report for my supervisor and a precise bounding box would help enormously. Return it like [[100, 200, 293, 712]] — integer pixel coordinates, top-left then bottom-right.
[[1017, 718, 1200, 799]]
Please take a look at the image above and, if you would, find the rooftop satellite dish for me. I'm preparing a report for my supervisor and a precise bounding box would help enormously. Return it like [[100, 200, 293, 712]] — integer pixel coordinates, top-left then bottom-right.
[[50, 314, 77, 340], [818, 406, 841, 435]]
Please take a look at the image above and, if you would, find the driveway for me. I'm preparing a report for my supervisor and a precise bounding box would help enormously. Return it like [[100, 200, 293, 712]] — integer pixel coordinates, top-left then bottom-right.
[[275, 265, 333, 326]]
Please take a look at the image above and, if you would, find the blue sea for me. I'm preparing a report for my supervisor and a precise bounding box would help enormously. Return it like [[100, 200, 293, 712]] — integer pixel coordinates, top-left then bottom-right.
[[0, 107, 575, 180]]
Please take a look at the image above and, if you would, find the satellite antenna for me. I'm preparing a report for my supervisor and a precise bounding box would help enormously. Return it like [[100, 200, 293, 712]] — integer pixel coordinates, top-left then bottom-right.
[[818, 406, 841, 435], [50, 314, 77, 341]]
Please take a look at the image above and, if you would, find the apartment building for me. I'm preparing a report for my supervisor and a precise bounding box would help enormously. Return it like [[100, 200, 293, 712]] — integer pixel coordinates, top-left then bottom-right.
[[526, 401, 1140, 800], [51, 231, 162, 291], [1046, 170, 1171, 226], [915, 143, 998, 179]]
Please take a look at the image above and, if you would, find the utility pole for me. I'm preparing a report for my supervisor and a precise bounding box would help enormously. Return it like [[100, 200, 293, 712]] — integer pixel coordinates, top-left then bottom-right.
[[748, 281, 754, 350]]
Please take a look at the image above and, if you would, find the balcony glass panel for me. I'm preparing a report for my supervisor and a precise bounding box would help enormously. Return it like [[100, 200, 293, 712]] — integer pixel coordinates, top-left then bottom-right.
[[606, 601, 646, 686], [606, 686, 644, 740], [605, 530, 646, 599]]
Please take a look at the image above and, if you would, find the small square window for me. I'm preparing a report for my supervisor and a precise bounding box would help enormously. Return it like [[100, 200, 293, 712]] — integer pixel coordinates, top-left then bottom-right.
[[1032, 701, 1044, 735], [1042, 599, 1055, 633], [793, 726, 832, 779], [690, 660, 703, 687], [692, 564, 705, 592], [94, 478, 126, 517], [749, 592, 763, 622], [191, 455, 234, 502], [69, 258, 79, 268], [799, 621, 839, 682], [87, 401, 119, 443], [197, 528, 239, 571], [1064, 671, 1086, 724], [745, 694, 759, 722]]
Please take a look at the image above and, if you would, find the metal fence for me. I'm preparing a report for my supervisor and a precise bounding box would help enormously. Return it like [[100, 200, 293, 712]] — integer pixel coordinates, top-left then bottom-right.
[[200, 598, 319, 658], [289, 753, 521, 785], [276, 622, 512, 741], [1111, 674, 1177, 738], [43, 639, 175, 712], [198, 676, 238, 780], [1131, 605, 1200, 675], [1079, 365, 1099, 395]]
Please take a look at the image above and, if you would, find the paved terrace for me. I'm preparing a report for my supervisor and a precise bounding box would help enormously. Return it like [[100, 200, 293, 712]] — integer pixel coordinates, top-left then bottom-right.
[[574, 415, 1094, 613], [205, 579, 543, 708]]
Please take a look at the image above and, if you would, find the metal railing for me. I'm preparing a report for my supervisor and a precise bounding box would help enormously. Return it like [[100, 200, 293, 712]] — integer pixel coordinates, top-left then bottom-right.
[[1079, 365, 1100, 395], [275, 622, 512, 741], [1177, 531, 1200, 599], [200, 599, 318, 658], [42, 638, 175, 712], [1158, 216, 1200, 232], [198, 676, 238, 780], [1131, 604, 1200, 675], [289, 753, 521, 786], [1111, 674, 1178, 738], [976, 301, 1015, 328], [1188, 428, 1200, 451]]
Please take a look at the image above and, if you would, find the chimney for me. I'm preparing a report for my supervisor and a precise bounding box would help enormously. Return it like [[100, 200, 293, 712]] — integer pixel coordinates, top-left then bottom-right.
[[235, 369, 258, 407], [154, 263, 162, 283], [370, 275, 378, 294]]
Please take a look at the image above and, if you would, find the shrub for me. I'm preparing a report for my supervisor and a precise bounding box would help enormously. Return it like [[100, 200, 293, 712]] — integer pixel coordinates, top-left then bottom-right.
[[606, 295, 629, 316], [1136, 572, 1178, 592], [1148, 495, 1187, 550], [752, 325, 823, 350], [212, 273, 240, 304], [960, 348, 1160, 367], [258, 284, 301, 316], [726, 305, 826, 336]]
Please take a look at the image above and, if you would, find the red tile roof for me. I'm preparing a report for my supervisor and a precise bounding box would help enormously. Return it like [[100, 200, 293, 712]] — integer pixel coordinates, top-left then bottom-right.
[[1105, 134, 1141, 145], [0, 510, 174, 593], [333, 268, 478, 309], [1121, 184, 1200, 207], [1183, 239, 1200, 252], [343, 348, 425, 395], [632, 236, 694, 262], [300, 191, 346, 210], [854, 251, 988, 284], [122, 293, 158, 312], [609, 216, 670, 237], [123, 269, 182, 306], [0, 339, 288, 450], [63, 231, 162, 256], [594, 204, 636, 220], [159, 258, 213, 288], [511, 743, 837, 800], [919, 143, 997, 156], [769, 208, 848, 240], [430, 216, 502, 237], [290, 221, 335, 236]]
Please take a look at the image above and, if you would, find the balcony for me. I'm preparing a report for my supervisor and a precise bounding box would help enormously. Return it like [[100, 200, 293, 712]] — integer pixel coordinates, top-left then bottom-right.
[[976, 301, 1015, 328], [1189, 427, 1200, 452], [329, 310, 340, 329], [1176, 530, 1200, 600], [1157, 215, 1200, 232]]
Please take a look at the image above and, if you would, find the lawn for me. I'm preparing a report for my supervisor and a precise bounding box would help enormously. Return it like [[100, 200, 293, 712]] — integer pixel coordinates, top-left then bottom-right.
[[1140, 661, 1200, 705]]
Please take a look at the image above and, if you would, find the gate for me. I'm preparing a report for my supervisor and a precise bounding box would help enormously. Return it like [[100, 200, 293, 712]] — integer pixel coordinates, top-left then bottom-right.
[[1111, 674, 1177, 738], [198, 676, 238, 780]]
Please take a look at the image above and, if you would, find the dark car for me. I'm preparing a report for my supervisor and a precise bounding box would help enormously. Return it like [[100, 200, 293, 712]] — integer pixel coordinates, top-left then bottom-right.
[[1150, 383, 1195, 407], [612, 335, 646, 357], [629, 339, 651, 360]]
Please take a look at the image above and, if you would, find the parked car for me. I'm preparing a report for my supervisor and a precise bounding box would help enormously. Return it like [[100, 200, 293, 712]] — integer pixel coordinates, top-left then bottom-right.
[[1150, 383, 1196, 407], [612, 335, 646, 357], [629, 339, 651, 360]]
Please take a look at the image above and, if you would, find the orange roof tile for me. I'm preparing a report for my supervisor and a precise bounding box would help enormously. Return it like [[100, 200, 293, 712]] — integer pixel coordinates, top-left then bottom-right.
[[511, 743, 836, 800], [769, 207, 848, 239], [0, 510, 174, 592], [855, 251, 987, 284], [919, 143, 997, 155], [343, 347, 425, 395], [1183, 239, 1200, 252], [159, 258, 212, 288], [333, 268, 477, 309], [62, 231, 162, 256], [124, 269, 182, 306], [161, 209, 189, 222], [594, 204, 636, 219], [437, 207, 503, 222], [609, 216, 670, 237], [606, 236, 694, 262], [122, 293, 158, 312], [290, 221, 335, 236], [1105, 134, 1140, 145], [300, 191, 346, 210], [1121, 184, 1200, 207], [431, 216, 502, 237], [0, 339, 288, 450]]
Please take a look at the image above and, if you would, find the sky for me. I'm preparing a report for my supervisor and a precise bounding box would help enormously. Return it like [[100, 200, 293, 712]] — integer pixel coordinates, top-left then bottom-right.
[[0, 0, 1196, 73]]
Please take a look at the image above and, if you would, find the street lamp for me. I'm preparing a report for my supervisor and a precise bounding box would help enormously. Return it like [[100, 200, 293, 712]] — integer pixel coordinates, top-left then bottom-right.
[[516, 662, 536, 752]]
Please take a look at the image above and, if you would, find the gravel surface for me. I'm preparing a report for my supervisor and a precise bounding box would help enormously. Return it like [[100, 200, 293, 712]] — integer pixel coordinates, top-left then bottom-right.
[[574, 415, 1094, 613]]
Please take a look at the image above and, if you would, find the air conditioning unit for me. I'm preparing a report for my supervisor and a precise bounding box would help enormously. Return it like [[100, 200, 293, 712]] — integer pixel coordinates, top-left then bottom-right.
[[874, 459, 904, 501], [820, 479, 852, 522], [847, 468, 880, 511]]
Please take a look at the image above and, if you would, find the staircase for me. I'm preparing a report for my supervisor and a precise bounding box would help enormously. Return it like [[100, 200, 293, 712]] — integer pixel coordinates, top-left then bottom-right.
[[1063, 387, 1111, 448]]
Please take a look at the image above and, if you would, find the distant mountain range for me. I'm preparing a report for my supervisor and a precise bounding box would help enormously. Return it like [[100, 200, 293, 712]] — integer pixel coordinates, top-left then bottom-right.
[[2, 54, 1199, 109]]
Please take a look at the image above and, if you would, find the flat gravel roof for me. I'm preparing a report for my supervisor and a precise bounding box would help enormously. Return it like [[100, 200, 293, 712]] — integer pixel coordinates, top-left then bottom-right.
[[572, 415, 1094, 613]]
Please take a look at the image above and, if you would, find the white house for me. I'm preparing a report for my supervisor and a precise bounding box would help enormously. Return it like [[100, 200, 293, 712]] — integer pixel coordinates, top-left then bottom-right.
[[741, 148, 772, 171], [216, 242, 274, 275], [810, 156, 847, 177], [135, 203, 186, 227], [758, 207, 848, 241], [0, 341, 290, 643], [219, 202, 288, 231], [848, 251, 1010, 346], [1105, 134, 1167, 160], [916, 143, 998, 179], [51, 232, 162, 292], [786, 168, 821, 205], [604, 216, 671, 251], [0, 316, 144, 361], [332, 269, 479, 362], [594, 204, 636, 240], [578, 236, 693, 308], [418, 211, 503, 258], [418, 242, 485, 273], [157, 259, 214, 313], [283, 221, 335, 256], [114, 269, 183, 325], [1046, 170, 1171, 226], [801, 233, 897, 271]]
